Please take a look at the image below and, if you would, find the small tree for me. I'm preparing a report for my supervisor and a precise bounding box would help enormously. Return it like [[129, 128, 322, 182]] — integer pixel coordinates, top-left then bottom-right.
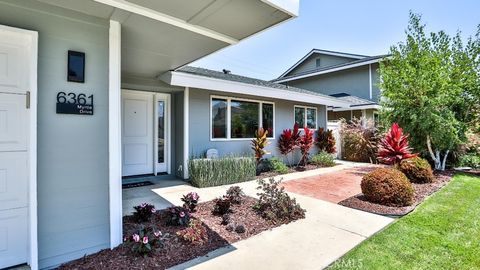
[[379, 12, 480, 170]]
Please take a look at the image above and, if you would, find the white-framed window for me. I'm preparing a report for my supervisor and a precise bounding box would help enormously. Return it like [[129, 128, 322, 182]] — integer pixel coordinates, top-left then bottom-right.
[[294, 105, 317, 129], [210, 95, 275, 140], [315, 58, 321, 68]]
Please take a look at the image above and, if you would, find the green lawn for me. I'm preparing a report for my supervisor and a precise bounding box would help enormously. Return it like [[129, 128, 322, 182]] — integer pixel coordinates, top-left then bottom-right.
[[329, 173, 480, 270]]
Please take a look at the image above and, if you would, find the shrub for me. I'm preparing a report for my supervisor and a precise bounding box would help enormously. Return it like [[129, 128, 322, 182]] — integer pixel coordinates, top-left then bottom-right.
[[268, 157, 289, 174], [213, 196, 231, 215], [221, 214, 230, 225], [298, 127, 314, 167], [226, 186, 244, 204], [278, 123, 300, 163], [361, 168, 414, 206], [133, 203, 156, 223], [310, 151, 336, 167], [458, 153, 480, 169], [316, 128, 336, 154], [234, 224, 246, 234], [340, 118, 380, 163], [378, 123, 417, 165], [399, 157, 434, 183], [181, 192, 200, 212], [125, 226, 165, 256], [254, 178, 306, 224], [251, 128, 269, 164], [176, 219, 208, 245], [189, 156, 256, 188], [166, 206, 190, 226]]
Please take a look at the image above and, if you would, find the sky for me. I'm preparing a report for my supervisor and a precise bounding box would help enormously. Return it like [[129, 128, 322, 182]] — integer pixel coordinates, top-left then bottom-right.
[[192, 0, 480, 80]]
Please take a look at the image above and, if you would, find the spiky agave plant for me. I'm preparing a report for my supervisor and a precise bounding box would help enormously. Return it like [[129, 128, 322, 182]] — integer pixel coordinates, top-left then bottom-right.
[[377, 123, 417, 165], [251, 127, 269, 164]]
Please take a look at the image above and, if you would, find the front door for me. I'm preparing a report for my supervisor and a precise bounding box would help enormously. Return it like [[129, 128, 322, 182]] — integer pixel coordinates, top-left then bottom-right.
[[122, 91, 154, 176], [0, 25, 32, 269]]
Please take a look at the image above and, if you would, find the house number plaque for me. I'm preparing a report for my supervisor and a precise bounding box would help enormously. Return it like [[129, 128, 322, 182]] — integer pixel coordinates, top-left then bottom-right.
[[56, 91, 94, 115]]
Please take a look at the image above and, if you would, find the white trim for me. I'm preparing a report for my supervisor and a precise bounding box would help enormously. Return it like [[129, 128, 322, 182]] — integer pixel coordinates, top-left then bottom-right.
[[210, 95, 276, 141], [0, 24, 39, 270], [274, 58, 382, 83], [154, 93, 171, 174], [369, 64, 373, 99], [277, 49, 368, 78], [260, 0, 299, 17], [161, 71, 350, 108], [330, 104, 380, 112], [294, 105, 317, 130], [94, 0, 238, 44], [183, 87, 189, 179], [108, 20, 122, 249], [153, 95, 158, 176]]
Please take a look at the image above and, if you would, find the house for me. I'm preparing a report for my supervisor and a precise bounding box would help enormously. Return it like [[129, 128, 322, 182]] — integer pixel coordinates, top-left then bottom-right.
[[0, 0, 300, 269], [272, 49, 388, 123], [0, 1, 350, 269]]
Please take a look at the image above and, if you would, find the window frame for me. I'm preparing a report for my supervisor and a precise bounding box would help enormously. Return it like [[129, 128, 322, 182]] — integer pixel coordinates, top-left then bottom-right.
[[210, 95, 275, 141], [294, 105, 318, 130]]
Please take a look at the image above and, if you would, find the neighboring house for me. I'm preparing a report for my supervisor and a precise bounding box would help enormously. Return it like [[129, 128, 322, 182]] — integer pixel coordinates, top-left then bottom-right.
[[272, 49, 389, 123], [0, 1, 306, 269]]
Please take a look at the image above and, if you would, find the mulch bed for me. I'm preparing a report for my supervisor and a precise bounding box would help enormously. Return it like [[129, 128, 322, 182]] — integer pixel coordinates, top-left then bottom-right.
[[58, 197, 282, 270], [338, 171, 454, 216]]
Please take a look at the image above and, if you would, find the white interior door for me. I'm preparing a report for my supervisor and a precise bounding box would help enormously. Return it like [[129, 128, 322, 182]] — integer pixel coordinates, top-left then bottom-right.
[[122, 91, 154, 176], [0, 25, 32, 268]]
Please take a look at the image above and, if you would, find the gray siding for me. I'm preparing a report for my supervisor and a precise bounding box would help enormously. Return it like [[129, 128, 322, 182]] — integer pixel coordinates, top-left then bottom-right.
[[174, 92, 185, 178], [0, 1, 110, 268], [188, 88, 327, 160], [287, 53, 358, 76], [287, 65, 377, 102]]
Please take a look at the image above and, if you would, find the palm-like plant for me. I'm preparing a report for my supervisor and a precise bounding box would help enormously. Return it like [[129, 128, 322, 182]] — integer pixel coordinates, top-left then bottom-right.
[[251, 128, 269, 164], [378, 123, 417, 165], [316, 128, 336, 154], [298, 127, 314, 167], [278, 123, 300, 164]]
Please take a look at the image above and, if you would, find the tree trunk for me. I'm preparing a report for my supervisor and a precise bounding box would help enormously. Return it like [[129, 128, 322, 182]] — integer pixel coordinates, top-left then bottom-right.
[[441, 150, 450, 171], [427, 136, 442, 170]]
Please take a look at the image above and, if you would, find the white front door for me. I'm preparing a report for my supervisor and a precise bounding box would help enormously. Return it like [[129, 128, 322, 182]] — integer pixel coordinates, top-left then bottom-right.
[[0, 25, 32, 269], [122, 91, 154, 176]]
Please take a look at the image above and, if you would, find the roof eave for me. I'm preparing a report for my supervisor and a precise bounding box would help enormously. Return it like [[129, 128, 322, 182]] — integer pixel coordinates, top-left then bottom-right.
[[160, 71, 351, 108], [329, 104, 380, 111]]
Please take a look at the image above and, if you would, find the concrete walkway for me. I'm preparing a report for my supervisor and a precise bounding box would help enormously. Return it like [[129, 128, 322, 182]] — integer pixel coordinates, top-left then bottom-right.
[[148, 161, 393, 270]]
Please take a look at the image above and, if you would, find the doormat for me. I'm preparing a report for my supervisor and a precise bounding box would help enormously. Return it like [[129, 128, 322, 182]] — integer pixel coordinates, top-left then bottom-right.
[[122, 181, 154, 189]]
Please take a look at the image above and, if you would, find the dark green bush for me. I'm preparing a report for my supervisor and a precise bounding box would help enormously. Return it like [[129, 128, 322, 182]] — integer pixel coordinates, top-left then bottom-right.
[[399, 157, 434, 183], [310, 151, 336, 167], [458, 153, 480, 169], [189, 156, 256, 188], [268, 157, 289, 174], [361, 168, 414, 206], [253, 178, 306, 224]]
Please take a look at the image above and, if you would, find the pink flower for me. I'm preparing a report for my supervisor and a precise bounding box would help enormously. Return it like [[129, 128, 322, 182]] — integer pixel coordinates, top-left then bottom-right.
[[142, 236, 148, 244], [140, 203, 146, 208], [151, 208, 156, 213], [123, 236, 127, 242], [179, 211, 185, 218], [154, 231, 162, 237], [132, 234, 140, 242]]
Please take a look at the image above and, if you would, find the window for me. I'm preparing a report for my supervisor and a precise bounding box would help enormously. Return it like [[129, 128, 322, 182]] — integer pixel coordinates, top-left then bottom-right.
[[315, 58, 321, 68], [211, 96, 274, 140], [373, 112, 380, 127], [294, 105, 317, 129], [212, 98, 227, 139]]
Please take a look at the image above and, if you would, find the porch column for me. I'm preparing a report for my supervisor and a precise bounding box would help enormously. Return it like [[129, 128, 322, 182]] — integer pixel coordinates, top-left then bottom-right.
[[108, 20, 122, 249], [183, 87, 190, 179]]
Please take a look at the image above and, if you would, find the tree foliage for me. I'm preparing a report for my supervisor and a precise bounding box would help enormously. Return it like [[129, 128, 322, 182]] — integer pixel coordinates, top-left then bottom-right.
[[379, 12, 480, 170]]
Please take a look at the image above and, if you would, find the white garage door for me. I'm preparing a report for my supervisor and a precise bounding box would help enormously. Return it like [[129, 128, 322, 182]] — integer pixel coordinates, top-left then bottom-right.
[[0, 25, 32, 269]]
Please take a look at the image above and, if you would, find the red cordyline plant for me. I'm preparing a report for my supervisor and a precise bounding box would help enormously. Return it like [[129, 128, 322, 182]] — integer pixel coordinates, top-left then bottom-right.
[[251, 128, 269, 164], [278, 123, 300, 164], [298, 127, 314, 167], [377, 123, 417, 165], [316, 128, 336, 154]]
